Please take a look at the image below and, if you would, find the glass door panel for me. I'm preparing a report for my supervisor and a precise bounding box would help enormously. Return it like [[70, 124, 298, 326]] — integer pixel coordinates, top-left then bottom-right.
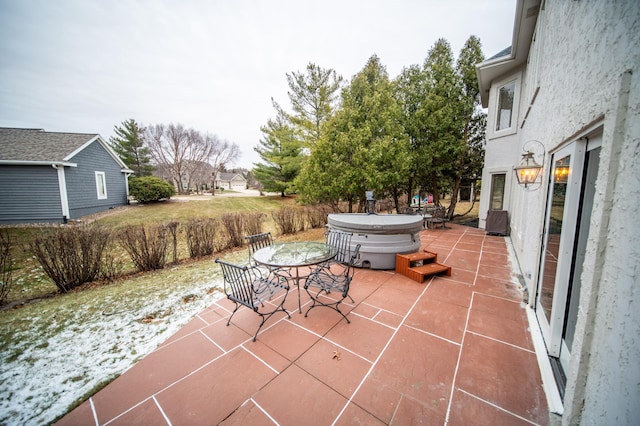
[[539, 155, 570, 321], [536, 142, 585, 357], [536, 133, 600, 383], [559, 143, 600, 370]]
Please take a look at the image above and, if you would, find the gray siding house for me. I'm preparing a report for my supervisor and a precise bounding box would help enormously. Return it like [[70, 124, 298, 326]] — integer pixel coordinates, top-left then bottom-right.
[[0, 128, 133, 224]]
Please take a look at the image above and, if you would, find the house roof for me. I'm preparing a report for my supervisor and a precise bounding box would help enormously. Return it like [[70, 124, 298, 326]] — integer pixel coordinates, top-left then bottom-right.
[[475, 0, 541, 107], [0, 127, 131, 171], [217, 172, 245, 181], [487, 46, 512, 61]]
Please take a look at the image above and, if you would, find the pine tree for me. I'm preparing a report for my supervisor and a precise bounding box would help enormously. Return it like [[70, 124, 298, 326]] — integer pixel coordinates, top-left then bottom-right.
[[109, 119, 153, 176], [286, 63, 342, 146], [394, 37, 485, 213], [253, 104, 303, 196], [296, 55, 410, 211], [449, 35, 486, 216], [253, 64, 341, 195]]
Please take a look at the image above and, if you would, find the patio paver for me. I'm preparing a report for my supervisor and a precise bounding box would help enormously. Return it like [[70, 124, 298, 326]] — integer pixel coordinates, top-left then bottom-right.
[[57, 224, 549, 425]]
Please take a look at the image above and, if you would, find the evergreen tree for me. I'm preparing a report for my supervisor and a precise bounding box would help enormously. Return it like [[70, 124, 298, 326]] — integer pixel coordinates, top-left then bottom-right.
[[296, 55, 410, 211], [395, 37, 485, 215], [286, 63, 342, 146], [419, 38, 465, 205], [253, 64, 341, 194], [109, 119, 153, 176], [394, 64, 429, 201], [449, 35, 486, 216], [253, 104, 303, 196]]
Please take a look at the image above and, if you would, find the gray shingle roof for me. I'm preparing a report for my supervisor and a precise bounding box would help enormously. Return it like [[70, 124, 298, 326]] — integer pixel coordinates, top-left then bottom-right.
[[0, 127, 99, 163], [487, 46, 512, 61], [217, 172, 245, 181]]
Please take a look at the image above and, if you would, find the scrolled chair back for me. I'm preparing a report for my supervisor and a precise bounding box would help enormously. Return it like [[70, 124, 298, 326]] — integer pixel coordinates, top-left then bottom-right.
[[326, 229, 354, 265], [245, 232, 274, 257]]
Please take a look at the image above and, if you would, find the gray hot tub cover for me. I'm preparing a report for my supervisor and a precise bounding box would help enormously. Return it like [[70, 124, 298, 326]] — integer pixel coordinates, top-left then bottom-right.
[[327, 214, 423, 235]]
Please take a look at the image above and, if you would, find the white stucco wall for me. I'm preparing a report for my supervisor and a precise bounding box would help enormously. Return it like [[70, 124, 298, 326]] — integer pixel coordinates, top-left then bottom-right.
[[480, 1, 640, 423], [522, 1, 639, 424], [571, 69, 640, 425]]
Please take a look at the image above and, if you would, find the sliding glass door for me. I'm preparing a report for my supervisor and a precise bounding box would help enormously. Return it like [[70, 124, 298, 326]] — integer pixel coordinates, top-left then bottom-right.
[[536, 133, 601, 374]]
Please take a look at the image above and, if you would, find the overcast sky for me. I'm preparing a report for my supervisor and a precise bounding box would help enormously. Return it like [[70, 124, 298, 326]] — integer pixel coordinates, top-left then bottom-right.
[[0, 0, 516, 167]]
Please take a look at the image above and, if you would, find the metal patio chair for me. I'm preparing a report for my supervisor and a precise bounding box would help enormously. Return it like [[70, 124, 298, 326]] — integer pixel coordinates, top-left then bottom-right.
[[421, 204, 437, 228], [304, 230, 361, 323], [215, 259, 290, 341], [323, 229, 359, 303], [245, 232, 274, 265], [424, 205, 449, 229], [245, 231, 293, 281]]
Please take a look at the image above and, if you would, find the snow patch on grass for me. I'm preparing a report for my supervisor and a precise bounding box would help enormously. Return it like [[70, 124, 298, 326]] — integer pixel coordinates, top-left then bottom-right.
[[0, 277, 224, 425]]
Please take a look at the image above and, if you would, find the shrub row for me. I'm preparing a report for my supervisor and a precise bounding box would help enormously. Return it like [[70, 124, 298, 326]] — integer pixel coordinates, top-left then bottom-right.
[[25, 205, 331, 293], [271, 205, 332, 235], [0, 230, 13, 305]]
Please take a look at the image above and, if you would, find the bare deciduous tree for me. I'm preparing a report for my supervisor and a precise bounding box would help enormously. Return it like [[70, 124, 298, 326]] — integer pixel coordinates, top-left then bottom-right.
[[188, 161, 214, 194], [181, 130, 213, 192], [146, 124, 188, 193], [145, 123, 240, 194]]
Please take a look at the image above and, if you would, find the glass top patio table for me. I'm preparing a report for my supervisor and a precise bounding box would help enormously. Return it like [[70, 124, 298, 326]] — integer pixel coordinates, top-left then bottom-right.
[[252, 242, 338, 312], [252, 242, 338, 268]]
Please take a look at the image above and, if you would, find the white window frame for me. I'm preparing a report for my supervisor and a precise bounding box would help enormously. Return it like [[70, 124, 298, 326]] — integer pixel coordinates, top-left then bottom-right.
[[95, 171, 107, 200], [491, 73, 521, 138]]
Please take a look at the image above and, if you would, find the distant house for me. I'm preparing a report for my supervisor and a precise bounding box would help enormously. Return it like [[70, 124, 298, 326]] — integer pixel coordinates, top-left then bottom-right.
[[152, 161, 215, 193], [477, 1, 639, 423], [150, 163, 173, 185], [215, 172, 246, 191], [0, 128, 133, 224]]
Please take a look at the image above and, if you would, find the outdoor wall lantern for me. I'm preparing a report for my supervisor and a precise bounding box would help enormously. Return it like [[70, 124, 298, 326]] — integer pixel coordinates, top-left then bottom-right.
[[514, 140, 545, 190]]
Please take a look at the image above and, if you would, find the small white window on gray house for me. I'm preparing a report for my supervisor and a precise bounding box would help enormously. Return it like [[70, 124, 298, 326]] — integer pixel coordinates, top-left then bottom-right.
[[496, 81, 516, 131], [95, 171, 107, 199]]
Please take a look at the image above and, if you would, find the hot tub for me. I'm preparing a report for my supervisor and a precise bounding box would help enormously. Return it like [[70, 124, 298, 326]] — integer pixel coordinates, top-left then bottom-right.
[[327, 213, 422, 270]]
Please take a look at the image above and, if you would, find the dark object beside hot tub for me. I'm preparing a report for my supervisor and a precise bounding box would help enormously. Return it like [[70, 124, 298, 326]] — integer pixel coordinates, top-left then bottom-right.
[[327, 214, 422, 270]]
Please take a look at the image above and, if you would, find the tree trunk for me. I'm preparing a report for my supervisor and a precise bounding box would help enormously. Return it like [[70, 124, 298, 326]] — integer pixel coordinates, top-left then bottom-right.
[[431, 175, 440, 205], [392, 188, 401, 214], [448, 177, 462, 219], [448, 144, 468, 219]]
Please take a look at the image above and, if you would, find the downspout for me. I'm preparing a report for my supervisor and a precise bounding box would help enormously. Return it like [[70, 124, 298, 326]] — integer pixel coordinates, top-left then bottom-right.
[[53, 164, 70, 222], [124, 172, 133, 204]]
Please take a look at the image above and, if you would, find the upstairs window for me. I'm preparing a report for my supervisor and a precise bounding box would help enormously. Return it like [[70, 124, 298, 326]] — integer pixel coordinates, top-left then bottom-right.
[[95, 171, 107, 199], [496, 81, 516, 131]]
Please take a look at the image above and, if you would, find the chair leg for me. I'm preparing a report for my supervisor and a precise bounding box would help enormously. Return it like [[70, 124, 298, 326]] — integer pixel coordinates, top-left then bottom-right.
[[252, 312, 268, 341], [251, 291, 291, 341], [304, 287, 351, 324], [333, 300, 351, 324], [227, 301, 240, 326]]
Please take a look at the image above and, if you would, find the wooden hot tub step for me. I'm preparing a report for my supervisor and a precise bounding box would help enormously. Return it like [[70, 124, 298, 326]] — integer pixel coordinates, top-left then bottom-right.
[[402, 251, 437, 263], [395, 251, 451, 283], [406, 263, 452, 282]]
